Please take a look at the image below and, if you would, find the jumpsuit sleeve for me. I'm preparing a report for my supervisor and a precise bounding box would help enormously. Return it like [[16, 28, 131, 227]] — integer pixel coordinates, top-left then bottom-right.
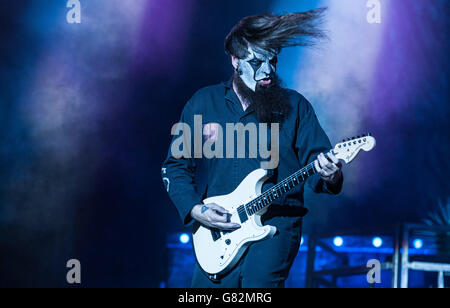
[[161, 96, 203, 226]]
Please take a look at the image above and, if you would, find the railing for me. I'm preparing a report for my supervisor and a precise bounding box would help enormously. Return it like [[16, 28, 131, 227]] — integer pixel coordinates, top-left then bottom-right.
[[305, 223, 450, 288]]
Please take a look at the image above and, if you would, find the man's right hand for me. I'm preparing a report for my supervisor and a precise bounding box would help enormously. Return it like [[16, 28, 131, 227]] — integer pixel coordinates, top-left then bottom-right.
[[191, 203, 241, 231]]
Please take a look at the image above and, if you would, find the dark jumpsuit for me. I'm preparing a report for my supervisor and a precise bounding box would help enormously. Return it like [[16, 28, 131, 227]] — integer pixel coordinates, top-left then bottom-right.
[[161, 77, 343, 288]]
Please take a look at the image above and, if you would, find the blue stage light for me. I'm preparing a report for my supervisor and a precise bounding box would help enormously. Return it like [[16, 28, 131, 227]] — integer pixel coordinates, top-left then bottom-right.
[[300, 236, 304, 246], [372, 237, 383, 248], [413, 239, 423, 249], [333, 236, 344, 247], [179, 233, 190, 244]]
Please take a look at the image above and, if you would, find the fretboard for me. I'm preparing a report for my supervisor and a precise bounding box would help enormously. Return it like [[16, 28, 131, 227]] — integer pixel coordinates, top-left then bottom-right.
[[244, 161, 317, 216]]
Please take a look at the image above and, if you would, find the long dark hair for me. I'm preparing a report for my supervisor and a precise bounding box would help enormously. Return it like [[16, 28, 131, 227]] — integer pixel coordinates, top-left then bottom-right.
[[225, 8, 327, 58]]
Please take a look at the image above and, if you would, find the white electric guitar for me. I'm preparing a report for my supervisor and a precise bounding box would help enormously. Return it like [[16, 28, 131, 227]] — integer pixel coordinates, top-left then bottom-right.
[[192, 134, 376, 277]]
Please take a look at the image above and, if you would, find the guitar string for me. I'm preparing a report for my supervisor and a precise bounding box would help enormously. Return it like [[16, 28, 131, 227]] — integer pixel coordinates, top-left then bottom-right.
[[244, 161, 316, 215], [244, 149, 336, 215]]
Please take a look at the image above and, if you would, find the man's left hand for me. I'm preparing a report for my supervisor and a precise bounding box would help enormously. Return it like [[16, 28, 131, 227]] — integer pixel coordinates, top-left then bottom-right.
[[314, 152, 343, 184]]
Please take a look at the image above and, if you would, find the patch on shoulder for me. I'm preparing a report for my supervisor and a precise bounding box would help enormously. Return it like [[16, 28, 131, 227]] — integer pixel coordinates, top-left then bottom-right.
[[203, 122, 221, 142]]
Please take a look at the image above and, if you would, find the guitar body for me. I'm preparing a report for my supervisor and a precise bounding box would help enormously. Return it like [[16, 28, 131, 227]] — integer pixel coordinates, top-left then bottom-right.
[[191, 134, 376, 276], [192, 168, 277, 275]]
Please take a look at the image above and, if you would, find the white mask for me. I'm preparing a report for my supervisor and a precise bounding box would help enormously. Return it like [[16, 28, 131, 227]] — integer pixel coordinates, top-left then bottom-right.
[[237, 45, 278, 91]]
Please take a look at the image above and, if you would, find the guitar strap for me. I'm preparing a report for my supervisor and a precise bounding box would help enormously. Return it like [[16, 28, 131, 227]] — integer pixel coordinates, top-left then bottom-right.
[[208, 274, 221, 283]]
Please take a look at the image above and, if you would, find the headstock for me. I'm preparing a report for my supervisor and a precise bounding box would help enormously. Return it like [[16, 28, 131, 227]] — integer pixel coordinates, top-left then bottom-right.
[[333, 133, 376, 164]]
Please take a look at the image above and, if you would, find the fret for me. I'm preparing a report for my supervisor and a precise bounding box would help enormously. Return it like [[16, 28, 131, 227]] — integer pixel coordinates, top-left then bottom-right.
[[272, 188, 278, 199], [309, 163, 316, 176], [246, 203, 253, 215], [252, 202, 257, 213], [237, 205, 248, 223], [244, 158, 327, 218], [257, 200, 263, 210]]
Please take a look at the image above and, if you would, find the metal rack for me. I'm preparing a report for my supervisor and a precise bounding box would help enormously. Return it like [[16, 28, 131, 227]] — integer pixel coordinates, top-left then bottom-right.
[[398, 224, 450, 288], [305, 223, 450, 288]]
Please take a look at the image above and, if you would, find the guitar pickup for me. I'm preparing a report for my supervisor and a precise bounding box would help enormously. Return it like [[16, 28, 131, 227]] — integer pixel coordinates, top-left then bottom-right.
[[210, 228, 221, 241], [237, 205, 248, 223]]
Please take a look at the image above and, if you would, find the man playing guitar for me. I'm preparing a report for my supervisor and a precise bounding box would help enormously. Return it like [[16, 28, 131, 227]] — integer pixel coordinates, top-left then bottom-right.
[[162, 9, 343, 288]]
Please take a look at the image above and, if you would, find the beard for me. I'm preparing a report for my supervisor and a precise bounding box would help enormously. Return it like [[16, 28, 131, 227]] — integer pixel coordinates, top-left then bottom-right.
[[233, 72, 291, 124]]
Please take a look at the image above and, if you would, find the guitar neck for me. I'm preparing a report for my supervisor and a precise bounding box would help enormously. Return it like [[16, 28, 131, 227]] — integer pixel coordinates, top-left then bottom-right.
[[237, 134, 375, 221], [244, 158, 321, 216]]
